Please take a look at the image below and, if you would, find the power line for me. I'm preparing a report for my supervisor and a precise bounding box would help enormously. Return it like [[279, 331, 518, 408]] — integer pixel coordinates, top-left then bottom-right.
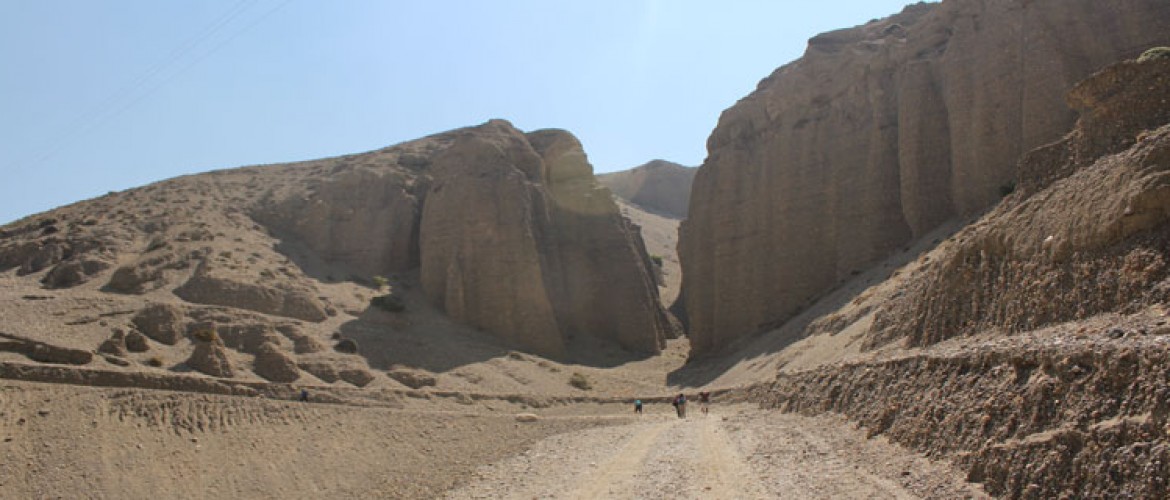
[[15, 0, 293, 171]]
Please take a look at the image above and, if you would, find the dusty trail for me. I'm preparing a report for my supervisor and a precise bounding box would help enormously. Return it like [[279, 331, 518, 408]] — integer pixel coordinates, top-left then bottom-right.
[[445, 407, 986, 499]]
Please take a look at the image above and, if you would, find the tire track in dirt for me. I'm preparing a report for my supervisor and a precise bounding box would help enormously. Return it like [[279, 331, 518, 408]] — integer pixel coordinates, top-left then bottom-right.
[[446, 407, 986, 499], [565, 419, 671, 499]]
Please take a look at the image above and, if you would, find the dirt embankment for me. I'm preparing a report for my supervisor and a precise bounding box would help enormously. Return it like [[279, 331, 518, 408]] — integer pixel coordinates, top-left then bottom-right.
[[731, 57, 1170, 499], [746, 312, 1170, 498]]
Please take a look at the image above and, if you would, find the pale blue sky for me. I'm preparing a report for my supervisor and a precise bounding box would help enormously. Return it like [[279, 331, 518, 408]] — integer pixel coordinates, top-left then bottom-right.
[[0, 0, 922, 224]]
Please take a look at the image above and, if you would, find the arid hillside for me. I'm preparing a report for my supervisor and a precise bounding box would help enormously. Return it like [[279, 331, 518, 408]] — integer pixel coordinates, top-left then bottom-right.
[[0, 119, 681, 399], [597, 160, 696, 218], [5, 2, 1170, 499], [680, 0, 1170, 357], [686, 53, 1170, 499]]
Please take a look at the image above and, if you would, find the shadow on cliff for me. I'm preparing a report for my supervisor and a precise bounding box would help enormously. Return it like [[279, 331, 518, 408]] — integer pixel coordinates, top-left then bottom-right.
[[665, 221, 967, 388], [258, 223, 666, 372], [336, 304, 657, 374]]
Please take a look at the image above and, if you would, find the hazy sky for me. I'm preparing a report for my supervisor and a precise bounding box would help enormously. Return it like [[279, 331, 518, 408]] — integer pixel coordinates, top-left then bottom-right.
[[1, 0, 922, 224]]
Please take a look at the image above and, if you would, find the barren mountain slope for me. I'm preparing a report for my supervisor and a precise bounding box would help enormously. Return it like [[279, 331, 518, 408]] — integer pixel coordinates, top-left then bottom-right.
[[0, 119, 676, 399], [680, 0, 1170, 357], [597, 159, 696, 218], [691, 55, 1170, 499]]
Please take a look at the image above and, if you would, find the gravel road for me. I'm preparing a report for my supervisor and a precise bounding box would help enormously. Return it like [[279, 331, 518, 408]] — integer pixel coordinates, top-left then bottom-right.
[[445, 406, 988, 499]]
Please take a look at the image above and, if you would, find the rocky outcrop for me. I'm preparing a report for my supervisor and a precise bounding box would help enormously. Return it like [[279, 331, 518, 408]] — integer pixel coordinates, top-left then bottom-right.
[[174, 260, 328, 322], [869, 58, 1170, 349], [0, 228, 116, 288], [124, 330, 150, 352], [256, 120, 671, 358], [97, 329, 128, 357], [131, 304, 185, 345], [597, 160, 696, 218], [419, 122, 671, 357], [680, 0, 1170, 356], [386, 366, 437, 389], [186, 337, 234, 378], [253, 342, 300, 383], [751, 320, 1170, 499], [0, 332, 93, 365], [256, 166, 424, 280]]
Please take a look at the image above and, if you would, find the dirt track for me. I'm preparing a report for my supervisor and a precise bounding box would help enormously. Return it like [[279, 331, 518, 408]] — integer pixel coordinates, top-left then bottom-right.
[[446, 406, 988, 499]]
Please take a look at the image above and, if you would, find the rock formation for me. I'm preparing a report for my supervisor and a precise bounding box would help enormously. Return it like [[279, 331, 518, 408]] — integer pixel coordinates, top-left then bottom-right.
[[419, 123, 670, 357], [680, 0, 1170, 356], [185, 336, 234, 378], [259, 120, 672, 358], [597, 160, 696, 218], [869, 57, 1170, 348], [131, 304, 185, 345], [253, 342, 300, 383]]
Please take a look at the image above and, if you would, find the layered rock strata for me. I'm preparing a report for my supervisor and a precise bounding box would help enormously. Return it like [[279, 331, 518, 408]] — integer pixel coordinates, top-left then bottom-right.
[[680, 0, 1170, 356]]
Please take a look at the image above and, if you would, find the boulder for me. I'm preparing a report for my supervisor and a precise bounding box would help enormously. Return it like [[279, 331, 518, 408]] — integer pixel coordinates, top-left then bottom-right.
[[386, 367, 437, 389], [186, 338, 234, 378], [252, 342, 300, 383], [293, 335, 327, 354], [124, 330, 150, 353], [276, 324, 327, 354], [297, 360, 340, 383], [41, 258, 110, 288], [214, 323, 283, 355], [333, 338, 358, 354], [97, 329, 128, 357], [339, 368, 375, 387], [131, 304, 185, 345]]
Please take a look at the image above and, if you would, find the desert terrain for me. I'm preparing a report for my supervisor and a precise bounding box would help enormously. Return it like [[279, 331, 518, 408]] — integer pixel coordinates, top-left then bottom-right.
[[4, 1, 1170, 499]]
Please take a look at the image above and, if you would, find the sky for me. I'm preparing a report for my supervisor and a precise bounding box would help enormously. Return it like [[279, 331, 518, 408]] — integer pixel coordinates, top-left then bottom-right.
[[0, 0, 923, 225]]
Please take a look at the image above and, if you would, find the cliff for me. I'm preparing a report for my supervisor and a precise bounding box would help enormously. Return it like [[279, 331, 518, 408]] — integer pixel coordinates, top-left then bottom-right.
[[0, 120, 671, 386], [679, 0, 1170, 356], [256, 120, 671, 358], [868, 56, 1170, 349]]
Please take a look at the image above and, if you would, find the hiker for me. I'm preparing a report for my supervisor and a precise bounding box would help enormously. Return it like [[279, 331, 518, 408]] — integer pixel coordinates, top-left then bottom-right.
[[673, 393, 686, 418], [699, 391, 710, 415], [299, 389, 309, 402], [634, 399, 643, 415]]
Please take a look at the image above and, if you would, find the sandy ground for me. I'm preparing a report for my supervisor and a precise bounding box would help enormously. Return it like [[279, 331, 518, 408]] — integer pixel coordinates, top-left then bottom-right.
[[1, 377, 991, 499], [446, 406, 986, 499], [0, 380, 631, 499]]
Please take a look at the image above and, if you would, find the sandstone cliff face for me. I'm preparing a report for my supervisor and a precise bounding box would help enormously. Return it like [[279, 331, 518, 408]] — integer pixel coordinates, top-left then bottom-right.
[[419, 122, 670, 357], [597, 160, 696, 218], [259, 120, 671, 358], [0, 116, 669, 376], [868, 58, 1170, 348], [680, 0, 1170, 356]]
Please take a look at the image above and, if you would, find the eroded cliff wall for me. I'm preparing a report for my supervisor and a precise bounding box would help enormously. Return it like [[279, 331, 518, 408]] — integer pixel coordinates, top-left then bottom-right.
[[259, 120, 670, 358], [680, 0, 1170, 356], [869, 58, 1170, 349]]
